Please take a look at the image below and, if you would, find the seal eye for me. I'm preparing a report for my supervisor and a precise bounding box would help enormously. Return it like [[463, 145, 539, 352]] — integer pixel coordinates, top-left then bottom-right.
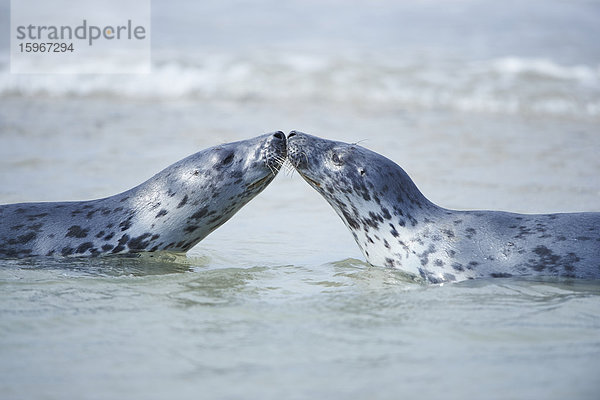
[[331, 152, 344, 166], [221, 152, 234, 165]]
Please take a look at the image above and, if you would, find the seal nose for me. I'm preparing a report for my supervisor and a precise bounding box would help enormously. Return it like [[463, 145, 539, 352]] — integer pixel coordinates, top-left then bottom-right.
[[288, 131, 297, 138], [273, 131, 285, 141]]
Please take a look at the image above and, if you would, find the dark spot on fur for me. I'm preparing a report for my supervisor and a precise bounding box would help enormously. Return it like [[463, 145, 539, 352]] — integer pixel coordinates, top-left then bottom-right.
[[184, 225, 199, 233], [102, 244, 114, 252], [434, 259, 444, 267], [177, 195, 189, 209], [442, 229, 455, 238], [341, 208, 360, 230], [95, 231, 105, 238], [465, 228, 476, 239], [418, 244, 436, 266], [451, 262, 464, 271], [491, 273, 513, 278], [61, 247, 74, 256], [66, 225, 89, 239], [15, 232, 36, 244], [119, 217, 133, 232], [467, 261, 479, 270], [443, 273, 456, 282], [514, 225, 534, 239], [156, 209, 168, 218], [530, 245, 559, 271], [381, 207, 392, 220], [76, 242, 94, 254], [112, 234, 130, 253], [128, 233, 152, 251], [189, 207, 209, 221], [27, 212, 48, 221]]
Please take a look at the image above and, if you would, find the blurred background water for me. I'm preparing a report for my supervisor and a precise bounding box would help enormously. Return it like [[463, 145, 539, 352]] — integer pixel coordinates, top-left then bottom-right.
[[0, 1, 599, 399]]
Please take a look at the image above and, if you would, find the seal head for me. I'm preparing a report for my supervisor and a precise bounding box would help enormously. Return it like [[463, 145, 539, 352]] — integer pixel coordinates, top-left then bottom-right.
[[0, 131, 287, 258]]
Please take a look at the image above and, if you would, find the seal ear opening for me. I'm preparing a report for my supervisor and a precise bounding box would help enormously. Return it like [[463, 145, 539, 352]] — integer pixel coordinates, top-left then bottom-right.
[[359, 168, 366, 176]]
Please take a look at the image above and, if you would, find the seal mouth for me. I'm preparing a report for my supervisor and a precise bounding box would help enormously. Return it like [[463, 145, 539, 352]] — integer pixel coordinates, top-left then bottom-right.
[[246, 174, 273, 191], [298, 172, 321, 188]]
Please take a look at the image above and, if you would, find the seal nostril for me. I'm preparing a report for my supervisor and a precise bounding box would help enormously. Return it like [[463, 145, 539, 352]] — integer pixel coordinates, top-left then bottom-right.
[[288, 131, 297, 138], [273, 131, 285, 140]]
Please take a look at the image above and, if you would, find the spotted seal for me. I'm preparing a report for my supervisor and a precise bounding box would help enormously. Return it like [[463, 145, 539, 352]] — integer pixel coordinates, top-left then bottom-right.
[[0, 132, 287, 258], [287, 131, 600, 283]]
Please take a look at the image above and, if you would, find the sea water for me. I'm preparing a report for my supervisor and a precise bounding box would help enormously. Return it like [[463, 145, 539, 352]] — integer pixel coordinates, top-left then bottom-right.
[[0, 1, 599, 399]]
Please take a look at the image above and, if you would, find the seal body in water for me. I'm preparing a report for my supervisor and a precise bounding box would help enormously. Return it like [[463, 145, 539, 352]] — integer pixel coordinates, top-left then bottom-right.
[[0, 132, 287, 258], [287, 131, 600, 283]]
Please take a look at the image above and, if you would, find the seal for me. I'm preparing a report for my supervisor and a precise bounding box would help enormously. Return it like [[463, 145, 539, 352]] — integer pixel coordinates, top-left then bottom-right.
[[287, 131, 600, 283], [0, 132, 287, 258]]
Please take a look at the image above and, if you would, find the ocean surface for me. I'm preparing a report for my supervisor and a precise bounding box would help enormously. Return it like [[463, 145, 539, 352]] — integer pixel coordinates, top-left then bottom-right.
[[1, 0, 599, 399]]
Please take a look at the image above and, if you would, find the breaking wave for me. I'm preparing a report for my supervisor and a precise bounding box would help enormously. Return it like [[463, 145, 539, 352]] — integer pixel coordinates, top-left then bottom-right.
[[1, 51, 598, 119]]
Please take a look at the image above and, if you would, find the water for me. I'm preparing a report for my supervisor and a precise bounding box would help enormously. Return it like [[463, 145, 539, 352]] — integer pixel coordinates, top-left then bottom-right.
[[1, 0, 599, 399]]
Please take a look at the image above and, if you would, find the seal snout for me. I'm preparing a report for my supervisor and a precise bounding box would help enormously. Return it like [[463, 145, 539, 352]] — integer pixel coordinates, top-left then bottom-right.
[[263, 131, 287, 173], [286, 130, 308, 169]]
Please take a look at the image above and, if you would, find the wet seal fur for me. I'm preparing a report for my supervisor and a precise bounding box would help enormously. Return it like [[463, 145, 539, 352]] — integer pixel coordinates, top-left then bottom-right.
[[0, 132, 287, 258], [288, 131, 600, 283]]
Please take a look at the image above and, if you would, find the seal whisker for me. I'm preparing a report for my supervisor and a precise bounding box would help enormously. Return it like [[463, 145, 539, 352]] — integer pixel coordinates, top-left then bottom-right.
[[352, 139, 369, 146], [279, 158, 296, 176], [266, 162, 277, 176]]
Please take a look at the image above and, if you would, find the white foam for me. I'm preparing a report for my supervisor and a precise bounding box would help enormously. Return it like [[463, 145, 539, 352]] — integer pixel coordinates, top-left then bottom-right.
[[1, 52, 599, 119], [490, 57, 599, 85]]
